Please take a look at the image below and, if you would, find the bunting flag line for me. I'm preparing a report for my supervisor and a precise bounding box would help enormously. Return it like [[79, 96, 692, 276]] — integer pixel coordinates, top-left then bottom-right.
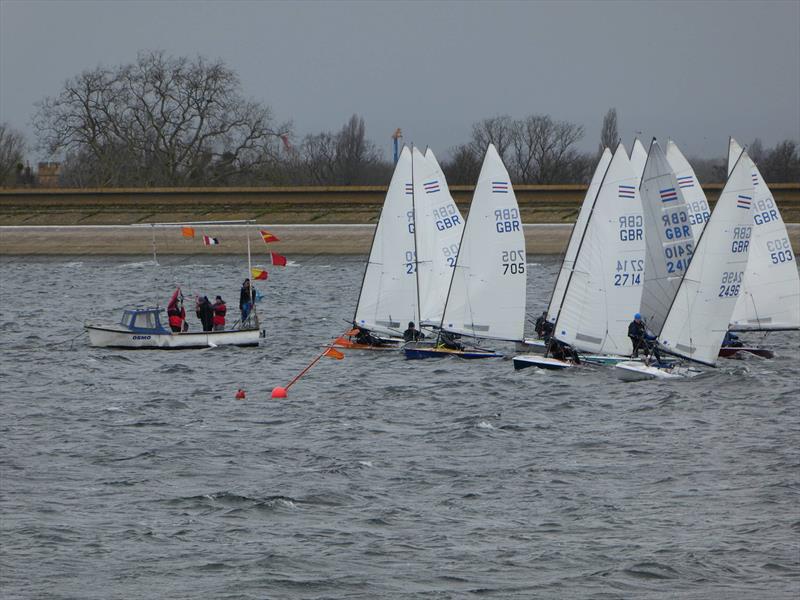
[[251, 268, 268, 280], [182, 226, 195, 238], [260, 230, 280, 244], [271, 252, 287, 267], [323, 347, 345, 360], [202, 235, 220, 246]]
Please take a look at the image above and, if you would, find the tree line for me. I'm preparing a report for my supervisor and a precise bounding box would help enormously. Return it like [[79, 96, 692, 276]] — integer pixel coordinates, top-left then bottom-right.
[[1, 52, 798, 187]]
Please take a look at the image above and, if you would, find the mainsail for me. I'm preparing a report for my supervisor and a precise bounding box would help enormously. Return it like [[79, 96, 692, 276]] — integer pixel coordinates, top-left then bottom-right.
[[412, 147, 465, 325], [440, 144, 526, 342], [665, 140, 711, 238], [554, 143, 646, 355], [659, 152, 756, 365], [638, 139, 695, 335], [547, 148, 613, 323], [727, 137, 800, 331], [630, 138, 648, 184], [353, 146, 417, 334]]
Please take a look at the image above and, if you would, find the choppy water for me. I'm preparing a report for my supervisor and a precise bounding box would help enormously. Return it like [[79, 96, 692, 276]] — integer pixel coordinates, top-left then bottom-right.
[[1, 254, 798, 599]]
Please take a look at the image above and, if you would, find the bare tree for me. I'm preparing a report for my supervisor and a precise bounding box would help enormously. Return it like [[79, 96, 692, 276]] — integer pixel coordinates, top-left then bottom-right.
[[296, 114, 388, 185], [759, 140, 799, 183], [0, 123, 26, 185], [442, 144, 481, 185], [33, 51, 290, 186], [599, 108, 618, 153], [469, 116, 515, 162]]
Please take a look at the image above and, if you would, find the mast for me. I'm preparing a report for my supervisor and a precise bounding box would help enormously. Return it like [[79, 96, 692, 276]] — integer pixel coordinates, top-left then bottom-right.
[[411, 145, 422, 326]]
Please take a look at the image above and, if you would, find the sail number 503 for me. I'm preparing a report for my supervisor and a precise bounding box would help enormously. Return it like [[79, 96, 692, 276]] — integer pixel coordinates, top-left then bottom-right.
[[502, 249, 525, 274]]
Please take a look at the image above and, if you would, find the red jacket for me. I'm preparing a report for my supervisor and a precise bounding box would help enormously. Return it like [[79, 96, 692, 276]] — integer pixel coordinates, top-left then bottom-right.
[[167, 306, 185, 328], [212, 301, 226, 326]]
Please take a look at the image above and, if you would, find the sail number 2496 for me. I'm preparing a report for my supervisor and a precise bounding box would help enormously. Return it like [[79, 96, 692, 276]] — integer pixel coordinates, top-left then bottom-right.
[[718, 271, 744, 297]]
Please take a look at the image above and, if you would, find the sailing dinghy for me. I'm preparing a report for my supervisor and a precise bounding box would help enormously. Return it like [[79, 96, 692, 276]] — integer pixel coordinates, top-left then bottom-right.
[[514, 143, 646, 370], [405, 144, 525, 359], [725, 137, 799, 356], [615, 149, 756, 380], [335, 146, 416, 349]]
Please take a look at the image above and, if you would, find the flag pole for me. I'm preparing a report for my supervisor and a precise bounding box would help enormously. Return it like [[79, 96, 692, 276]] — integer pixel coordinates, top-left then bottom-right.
[[271, 330, 348, 398], [246, 230, 256, 326]]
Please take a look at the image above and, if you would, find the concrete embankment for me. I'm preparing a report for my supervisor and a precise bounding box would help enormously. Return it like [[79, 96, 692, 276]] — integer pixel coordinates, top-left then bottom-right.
[[0, 224, 581, 255]]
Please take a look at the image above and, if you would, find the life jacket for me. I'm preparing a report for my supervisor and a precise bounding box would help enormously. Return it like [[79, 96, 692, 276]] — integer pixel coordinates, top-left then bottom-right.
[[212, 302, 226, 326], [167, 306, 184, 328]]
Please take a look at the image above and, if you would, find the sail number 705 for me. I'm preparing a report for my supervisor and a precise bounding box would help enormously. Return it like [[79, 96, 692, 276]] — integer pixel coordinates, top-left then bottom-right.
[[502, 249, 525, 274]]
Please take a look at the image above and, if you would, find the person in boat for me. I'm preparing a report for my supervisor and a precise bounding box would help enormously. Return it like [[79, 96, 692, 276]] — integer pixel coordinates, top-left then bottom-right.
[[628, 313, 662, 362], [212, 296, 227, 331], [197, 296, 214, 332], [354, 326, 387, 346], [438, 330, 464, 351], [167, 292, 186, 333], [403, 321, 425, 342], [535, 311, 554, 340], [547, 338, 580, 364], [239, 279, 253, 322], [722, 330, 744, 348]]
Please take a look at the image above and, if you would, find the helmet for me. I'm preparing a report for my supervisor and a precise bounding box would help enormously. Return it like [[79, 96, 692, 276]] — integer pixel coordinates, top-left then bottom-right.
[[634, 313, 641, 320]]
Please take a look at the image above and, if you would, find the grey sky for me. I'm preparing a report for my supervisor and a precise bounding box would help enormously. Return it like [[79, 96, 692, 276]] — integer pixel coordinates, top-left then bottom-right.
[[2, 0, 799, 161]]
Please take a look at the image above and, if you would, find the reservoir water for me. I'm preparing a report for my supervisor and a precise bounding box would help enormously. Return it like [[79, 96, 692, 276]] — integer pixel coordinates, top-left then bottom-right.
[[1, 255, 798, 598]]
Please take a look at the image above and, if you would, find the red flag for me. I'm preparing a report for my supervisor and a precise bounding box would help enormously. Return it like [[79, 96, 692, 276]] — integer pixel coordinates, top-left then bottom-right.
[[270, 252, 287, 267], [251, 268, 268, 280], [260, 230, 280, 244], [202, 235, 219, 246], [323, 347, 344, 360]]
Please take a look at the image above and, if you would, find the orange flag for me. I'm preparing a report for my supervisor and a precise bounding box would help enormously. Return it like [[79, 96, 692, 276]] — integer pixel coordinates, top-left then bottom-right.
[[323, 347, 344, 360], [182, 226, 195, 238], [260, 230, 280, 244]]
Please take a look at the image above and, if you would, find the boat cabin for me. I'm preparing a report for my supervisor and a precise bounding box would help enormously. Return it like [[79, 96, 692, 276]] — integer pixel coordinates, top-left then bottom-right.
[[120, 308, 171, 334]]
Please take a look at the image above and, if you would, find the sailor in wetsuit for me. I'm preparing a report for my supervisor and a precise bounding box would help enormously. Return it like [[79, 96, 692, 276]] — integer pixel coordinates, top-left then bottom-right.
[[354, 326, 386, 346], [628, 313, 662, 362], [403, 321, 425, 342], [547, 338, 580, 364], [438, 330, 464, 351], [535, 311, 555, 341]]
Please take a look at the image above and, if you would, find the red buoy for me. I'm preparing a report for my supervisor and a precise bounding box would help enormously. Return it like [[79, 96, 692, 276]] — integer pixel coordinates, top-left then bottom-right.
[[235, 388, 246, 400], [271, 386, 288, 399]]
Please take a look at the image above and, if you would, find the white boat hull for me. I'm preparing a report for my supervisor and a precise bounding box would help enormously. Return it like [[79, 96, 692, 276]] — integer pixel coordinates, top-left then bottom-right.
[[614, 361, 701, 381], [514, 338, 547, 353], [85, 325, 262, 349], [513, 355, 574, 371]]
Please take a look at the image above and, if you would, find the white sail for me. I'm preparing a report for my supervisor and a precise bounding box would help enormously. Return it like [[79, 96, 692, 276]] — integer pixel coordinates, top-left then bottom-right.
[[547, 148, 613, 323], [659, 152, 756, 365], [440, 144, 526, 341], [412, 147, 465, 325], [554, 143, 646, 355], [728, 137, 800, 331], [639, 139, 695, 335], [727, 137, 743, 177], [354, 146, 417, 334], [630, 138, 648, 183], [666, 140, 711, 238]]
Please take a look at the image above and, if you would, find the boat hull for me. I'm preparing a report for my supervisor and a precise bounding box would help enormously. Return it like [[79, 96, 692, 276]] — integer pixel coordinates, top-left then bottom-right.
[[86, 325, 262, 349], [718, 346, 774, 359], [613, 361, 700, 381], [512, 355, 574, 370], [330, 336, 403, 351], [404, 347, 502, 360]]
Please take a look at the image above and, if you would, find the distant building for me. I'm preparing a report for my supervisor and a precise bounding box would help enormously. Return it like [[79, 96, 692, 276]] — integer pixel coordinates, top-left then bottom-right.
[[37, 162, 61, 187]]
